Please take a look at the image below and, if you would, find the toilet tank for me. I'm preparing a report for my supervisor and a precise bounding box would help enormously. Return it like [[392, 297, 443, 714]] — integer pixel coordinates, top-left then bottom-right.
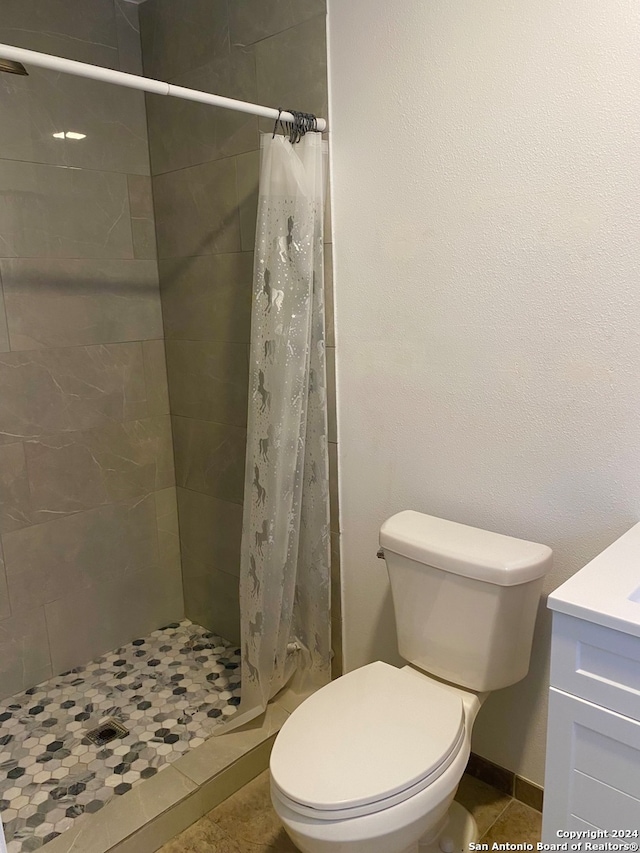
[[380, 511, 552, 692]]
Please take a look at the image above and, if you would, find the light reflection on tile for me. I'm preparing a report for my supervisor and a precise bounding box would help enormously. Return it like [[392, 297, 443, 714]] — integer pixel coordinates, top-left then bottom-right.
[[0, 70, 150, 175]]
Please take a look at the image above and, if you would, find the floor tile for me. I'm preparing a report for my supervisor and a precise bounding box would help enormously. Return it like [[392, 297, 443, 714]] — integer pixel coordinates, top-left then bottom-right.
[[481, 799, 543, 844], [156, 765, 536, 853], [157, 770, 298, 853], [207, 771, 296, 851], [155, 817, 248, 853], [455, 773, 512, 837], [0, 621, 241, 852]]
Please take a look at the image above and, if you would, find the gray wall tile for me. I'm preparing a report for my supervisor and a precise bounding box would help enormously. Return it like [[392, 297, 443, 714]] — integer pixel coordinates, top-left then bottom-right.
[[235, 150, 260, 253], [140, 0, 229, 81], [0, 606, 52, 701], [0, 543, 10, 620], [128, 175, 158, 259], [255, 16, 328, 130], [146, 48, 258, 175], [159, 252, 253, 343], [182, 556, 240, 644], [153, 156, 241, 258], [324, 166, 332, 243], [0, 0, 178, 687], [0, 280, 9, 353], [327, 346, 337, 443], [116, 0, 144, 75], [324, 243, 334, 347], [331, 532, 341, 618], [166, 340, 249, 426], [0, 72, 150, 175], [24, 416, 174, 521], [0, 32, 118, 69], [1, 258, 162, 350], [156, 486, 184, 607], [177, 487, 243, 577], [329, 441, 339, 533], [331, 616, 343, 679], [0, 442, 32, 534], [142, 339, 171, 416], [45, 559, 183, 674], [3, 495, 159, 615], [0, 160, 134, 259], [173, 416, 246, 504], [229, 0, 325, 47], [0, 343, 147, 442], [0, 0, 119, 66]]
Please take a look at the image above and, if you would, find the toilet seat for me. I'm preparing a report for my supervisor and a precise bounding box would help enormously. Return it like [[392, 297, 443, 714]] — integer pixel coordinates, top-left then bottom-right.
[[270, 661, 465, 821]]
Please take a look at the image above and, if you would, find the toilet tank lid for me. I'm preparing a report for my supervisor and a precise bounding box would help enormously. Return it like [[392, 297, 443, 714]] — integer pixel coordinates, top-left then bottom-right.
[[380, 511, 552, 586]]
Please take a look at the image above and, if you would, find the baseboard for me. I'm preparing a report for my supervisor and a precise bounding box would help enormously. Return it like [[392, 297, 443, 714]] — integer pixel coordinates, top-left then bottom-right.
[[465, 752, 544, 813]]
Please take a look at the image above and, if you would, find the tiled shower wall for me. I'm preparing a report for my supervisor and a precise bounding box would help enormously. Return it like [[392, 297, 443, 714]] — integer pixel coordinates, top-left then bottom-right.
[[0, 0, 183, 701], [139, 0, 341, 670]]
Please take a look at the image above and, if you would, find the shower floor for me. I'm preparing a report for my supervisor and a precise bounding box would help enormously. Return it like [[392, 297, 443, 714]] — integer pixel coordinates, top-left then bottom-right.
[[0, 620, 242, 853]]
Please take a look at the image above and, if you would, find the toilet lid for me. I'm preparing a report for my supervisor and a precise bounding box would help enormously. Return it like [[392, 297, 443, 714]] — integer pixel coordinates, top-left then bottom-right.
[[270, 661, 464, 813]]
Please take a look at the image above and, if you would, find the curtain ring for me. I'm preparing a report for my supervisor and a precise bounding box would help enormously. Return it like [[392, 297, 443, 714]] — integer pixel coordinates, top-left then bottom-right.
[[272, 108, 283, 138], [280, 109, 318, 143]]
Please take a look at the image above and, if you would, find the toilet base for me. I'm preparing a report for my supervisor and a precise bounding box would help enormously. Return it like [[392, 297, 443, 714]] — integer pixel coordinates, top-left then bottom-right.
[[416, 802, 478, 853]]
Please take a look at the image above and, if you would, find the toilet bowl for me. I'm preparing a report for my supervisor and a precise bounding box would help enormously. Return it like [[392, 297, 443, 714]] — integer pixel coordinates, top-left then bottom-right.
[[271, 661, 484, 853], [270, 511, 552, 853]]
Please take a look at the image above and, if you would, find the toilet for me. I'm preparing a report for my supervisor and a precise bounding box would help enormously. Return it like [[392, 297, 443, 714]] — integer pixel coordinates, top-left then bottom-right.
[[270, 510, 552, 853]]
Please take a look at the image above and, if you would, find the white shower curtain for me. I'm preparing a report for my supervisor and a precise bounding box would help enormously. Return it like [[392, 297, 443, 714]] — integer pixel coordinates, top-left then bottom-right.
[[221, 131, 331, 733]]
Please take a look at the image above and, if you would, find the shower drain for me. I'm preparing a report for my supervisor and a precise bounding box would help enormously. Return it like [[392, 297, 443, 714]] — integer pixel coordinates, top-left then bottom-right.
[[85, 718, 129, 747]]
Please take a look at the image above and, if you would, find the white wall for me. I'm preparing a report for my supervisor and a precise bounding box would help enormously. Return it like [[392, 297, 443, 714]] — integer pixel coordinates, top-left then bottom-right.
[[327, 0, 640, 785]]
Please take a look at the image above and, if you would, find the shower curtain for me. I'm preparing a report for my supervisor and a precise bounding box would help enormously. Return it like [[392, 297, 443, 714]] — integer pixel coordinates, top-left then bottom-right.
[[221, 131, 330, 733]]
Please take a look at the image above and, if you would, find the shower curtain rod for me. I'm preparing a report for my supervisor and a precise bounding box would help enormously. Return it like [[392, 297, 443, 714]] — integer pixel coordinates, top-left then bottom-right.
[[0, 42, 327, 132]]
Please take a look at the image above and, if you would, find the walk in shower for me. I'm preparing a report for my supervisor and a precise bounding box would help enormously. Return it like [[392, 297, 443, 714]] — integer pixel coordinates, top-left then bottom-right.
[[0, 1, 338, 851]]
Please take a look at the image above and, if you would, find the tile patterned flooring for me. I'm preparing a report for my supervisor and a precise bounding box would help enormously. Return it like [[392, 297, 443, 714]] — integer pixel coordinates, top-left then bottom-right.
[[158, 770, 543, 853], [0, 621, 241, 853]]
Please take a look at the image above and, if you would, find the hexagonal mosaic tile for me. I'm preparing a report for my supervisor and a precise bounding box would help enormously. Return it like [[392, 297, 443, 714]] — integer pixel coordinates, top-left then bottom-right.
[[0, 621, 241, 852]]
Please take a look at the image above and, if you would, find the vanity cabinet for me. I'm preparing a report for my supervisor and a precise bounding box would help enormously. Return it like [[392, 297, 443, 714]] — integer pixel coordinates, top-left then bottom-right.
[[542, 608, 640, 839], [543, 522, 640, 840]]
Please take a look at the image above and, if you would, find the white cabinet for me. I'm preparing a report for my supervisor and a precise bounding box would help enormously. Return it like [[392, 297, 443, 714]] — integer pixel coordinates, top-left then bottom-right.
[[542, 612, 640, 841]]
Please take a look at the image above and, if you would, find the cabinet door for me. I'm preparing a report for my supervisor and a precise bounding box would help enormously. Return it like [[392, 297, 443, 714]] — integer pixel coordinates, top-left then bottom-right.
[[542, 688, 640, 843]]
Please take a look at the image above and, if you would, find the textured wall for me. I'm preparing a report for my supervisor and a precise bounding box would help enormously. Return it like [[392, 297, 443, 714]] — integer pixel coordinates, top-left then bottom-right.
[[328, 0, 640, 784], [0, 0, 182, 700], [140, 0, 340, 664]]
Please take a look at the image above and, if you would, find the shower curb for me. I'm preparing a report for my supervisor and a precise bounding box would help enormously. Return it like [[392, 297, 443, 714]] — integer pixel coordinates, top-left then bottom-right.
[[41, 701, 293, 853]]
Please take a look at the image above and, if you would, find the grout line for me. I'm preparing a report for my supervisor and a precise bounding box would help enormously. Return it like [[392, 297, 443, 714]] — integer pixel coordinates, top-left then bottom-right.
[[479, 798, 514, 842], [232, 12, 327, 50], [151, 145, 260, 180]]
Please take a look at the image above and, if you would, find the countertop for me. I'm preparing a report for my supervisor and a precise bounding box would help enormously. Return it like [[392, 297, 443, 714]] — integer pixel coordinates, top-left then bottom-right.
[[548, 520, 640, 637]]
